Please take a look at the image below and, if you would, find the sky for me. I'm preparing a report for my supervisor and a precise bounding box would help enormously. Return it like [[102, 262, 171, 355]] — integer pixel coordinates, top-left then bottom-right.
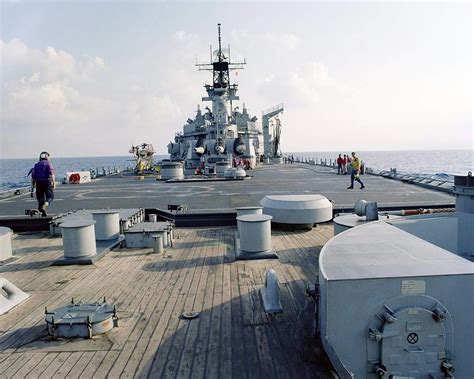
[[0, 1, 472, 158]]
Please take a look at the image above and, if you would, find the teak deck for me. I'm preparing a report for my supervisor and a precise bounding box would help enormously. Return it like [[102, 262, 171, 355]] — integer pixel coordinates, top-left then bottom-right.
[[0, 226, 336, 378]]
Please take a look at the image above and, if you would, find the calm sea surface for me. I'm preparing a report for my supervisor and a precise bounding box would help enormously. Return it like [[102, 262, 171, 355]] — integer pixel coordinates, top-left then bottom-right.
[[0, 150, 472, 192], [293, 149, 473, 176]]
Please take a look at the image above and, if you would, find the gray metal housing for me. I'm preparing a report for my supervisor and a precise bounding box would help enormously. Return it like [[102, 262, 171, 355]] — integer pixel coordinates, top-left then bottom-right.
[[319, 220, 474, 378]]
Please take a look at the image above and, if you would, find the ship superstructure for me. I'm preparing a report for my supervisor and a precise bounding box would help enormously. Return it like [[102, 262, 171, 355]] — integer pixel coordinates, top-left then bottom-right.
[[167, 24, 282, 175]]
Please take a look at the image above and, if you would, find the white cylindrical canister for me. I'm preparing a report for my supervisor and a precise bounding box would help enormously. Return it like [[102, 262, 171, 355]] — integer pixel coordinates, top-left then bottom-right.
[[160, 162, 184, 180], [237, 214, 273, 253], [149, 214, 157, 223], [60, 220, 97, 258], [92, 211, 120, 241], [157, 230, 168, 248], [152, 235, 164, 254]]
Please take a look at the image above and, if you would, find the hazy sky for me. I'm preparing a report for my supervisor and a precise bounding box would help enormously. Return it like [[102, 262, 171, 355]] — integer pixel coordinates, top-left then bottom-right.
[[0, 1, 472, 158]]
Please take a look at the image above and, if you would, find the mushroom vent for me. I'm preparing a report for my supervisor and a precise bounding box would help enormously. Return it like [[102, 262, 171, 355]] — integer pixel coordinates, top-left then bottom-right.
[[45, 298, 118, 339]]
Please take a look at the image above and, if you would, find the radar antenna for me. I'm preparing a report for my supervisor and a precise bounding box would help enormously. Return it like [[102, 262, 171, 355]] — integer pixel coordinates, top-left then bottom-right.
[[196, 23, 246, 89]]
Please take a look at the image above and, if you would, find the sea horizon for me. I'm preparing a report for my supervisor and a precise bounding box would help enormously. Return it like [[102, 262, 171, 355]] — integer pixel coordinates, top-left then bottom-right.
[[1, 148, 471, 161]]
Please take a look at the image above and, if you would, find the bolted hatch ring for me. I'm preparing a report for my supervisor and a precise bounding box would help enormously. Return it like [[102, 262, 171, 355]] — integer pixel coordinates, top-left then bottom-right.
[[45, 298, 118, 339]]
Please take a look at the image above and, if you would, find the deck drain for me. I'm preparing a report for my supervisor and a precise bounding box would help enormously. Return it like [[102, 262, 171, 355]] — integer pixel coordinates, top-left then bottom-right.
[[45, 298, 118, 339], [181, 311, 199, 320]]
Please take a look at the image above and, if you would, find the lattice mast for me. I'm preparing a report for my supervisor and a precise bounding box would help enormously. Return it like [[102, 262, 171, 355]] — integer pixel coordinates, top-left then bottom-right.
[[196, 24, 246, 130]]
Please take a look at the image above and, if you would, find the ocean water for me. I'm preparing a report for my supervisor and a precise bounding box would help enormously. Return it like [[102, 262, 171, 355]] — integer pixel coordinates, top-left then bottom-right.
[[0, 150, 472, 192], [0, 156, 142, 192], [293, 149, 473, 177]]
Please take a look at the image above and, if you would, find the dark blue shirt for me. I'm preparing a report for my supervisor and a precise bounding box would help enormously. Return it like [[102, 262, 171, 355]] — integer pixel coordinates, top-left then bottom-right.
[[32, 160, 54, 183]]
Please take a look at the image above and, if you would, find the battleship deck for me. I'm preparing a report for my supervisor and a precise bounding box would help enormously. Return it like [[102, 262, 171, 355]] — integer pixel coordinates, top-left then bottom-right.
[[0, 164, 454, 217], [0, 225, 336, 378]]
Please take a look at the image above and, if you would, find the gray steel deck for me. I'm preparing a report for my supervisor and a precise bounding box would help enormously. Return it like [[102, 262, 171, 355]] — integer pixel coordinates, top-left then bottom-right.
[[0, 164, 454, 217]]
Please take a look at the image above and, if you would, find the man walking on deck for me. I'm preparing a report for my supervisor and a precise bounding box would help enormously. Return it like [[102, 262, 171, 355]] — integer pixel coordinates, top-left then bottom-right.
[[347, 152, 365, 189], [31, 151, 55, 216]]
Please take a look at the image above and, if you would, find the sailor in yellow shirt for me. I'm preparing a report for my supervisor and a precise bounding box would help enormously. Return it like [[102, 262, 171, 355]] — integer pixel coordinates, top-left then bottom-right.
[[347, 152, 365, 189]]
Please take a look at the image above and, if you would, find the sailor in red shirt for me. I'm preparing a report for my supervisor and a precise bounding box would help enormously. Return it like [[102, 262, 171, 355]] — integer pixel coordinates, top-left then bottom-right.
[[336, 154, 343, 175], [342, 154, 348, 174]]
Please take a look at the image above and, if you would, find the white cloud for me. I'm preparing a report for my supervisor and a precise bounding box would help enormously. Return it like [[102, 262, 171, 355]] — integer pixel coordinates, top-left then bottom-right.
[[1, 39, 105, 127], [4, 79, 82, 124], [0, 39, 104, 82], [0, 39, 109, 157], [257, 61, 359, 109]]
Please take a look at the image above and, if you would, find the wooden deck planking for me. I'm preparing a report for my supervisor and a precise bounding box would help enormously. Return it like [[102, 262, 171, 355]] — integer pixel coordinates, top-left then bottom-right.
[[118, 229, 208, 377], [203, 229, 225, 379], [38, 352, 71, 379], [74, 350, 107, 379], [11, 352, 48, 379], [24, 352, 58, 379], [50, 351, 84, 379], [0, 353, 25, 376], [175, 231, 215, 378], [218, 233, 233, 378], [159, 229, 212, 378], [64, 351, 94, 379], [101, 256, 185, 376], [0, 225, 336, 378], [229, 263, 247, 379], [145, 229, 218, 378]]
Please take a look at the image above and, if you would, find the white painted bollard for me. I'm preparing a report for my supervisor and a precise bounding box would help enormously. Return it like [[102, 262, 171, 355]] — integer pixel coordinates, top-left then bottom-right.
[[157, 230, 168, 248], [92, 210, 120, 241], [60, 220, 97, 258], [237, 214, 273, 254], [152, 235, 164, 254], [236, 207, 264, 237], [149, 214, 157, 223], [0, 227, 13, 262]]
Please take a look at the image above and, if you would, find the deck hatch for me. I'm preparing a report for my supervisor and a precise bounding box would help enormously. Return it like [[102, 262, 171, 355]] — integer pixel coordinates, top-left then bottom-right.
[[45, 299, 118, 339]]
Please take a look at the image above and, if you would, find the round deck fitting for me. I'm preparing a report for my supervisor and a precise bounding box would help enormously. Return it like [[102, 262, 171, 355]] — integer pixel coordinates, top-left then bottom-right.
[[216, 161, 231, 178], [237, 214, 273, 253], [60, 220, 97, 258], [260, 194, 333, 227], [92, 210, 120, 241], [45, 301, 118, 338], [161, 161, 184, 180], [181, 311, 199, 320]]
